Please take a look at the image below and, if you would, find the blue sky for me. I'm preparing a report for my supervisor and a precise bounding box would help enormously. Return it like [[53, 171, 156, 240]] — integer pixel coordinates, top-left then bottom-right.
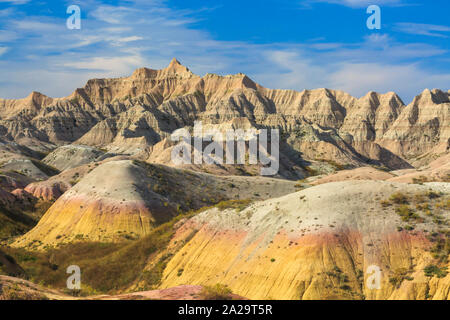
[[0, 0, 449, 103]]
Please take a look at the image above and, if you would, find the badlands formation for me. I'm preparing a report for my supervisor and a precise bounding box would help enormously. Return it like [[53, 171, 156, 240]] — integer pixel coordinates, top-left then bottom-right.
[[161, 181, 449, 300], [0, 59, 449, 300]]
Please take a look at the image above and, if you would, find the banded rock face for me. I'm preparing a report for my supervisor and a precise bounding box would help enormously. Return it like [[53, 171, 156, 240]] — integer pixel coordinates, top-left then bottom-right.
[[14, 160, 179, 247], [42, 145, 112, 171], [340, 91, 404, 141], [379, 89, 450, 160], [1, 60, 448, 301], [14, 159, 298, 248], [160, 181, 450, 300], [1, 59, 447, 170]]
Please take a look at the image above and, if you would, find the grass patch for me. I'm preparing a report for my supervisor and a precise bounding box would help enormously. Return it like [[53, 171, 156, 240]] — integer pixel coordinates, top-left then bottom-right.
[[199, 284, 233, 300], [426, 191, 441, 200], [389, 192, 409, 205], [30, 160, 60, 177], [395, 205, 421, 222], [2, 212, 196, 295], [215, 199, 252, 212], [389, 268, 414, 288], [424, 265, 448, 278], [412, 176, 429, 184], [428, 234, 450, 263], [304, 166, 320, 177]]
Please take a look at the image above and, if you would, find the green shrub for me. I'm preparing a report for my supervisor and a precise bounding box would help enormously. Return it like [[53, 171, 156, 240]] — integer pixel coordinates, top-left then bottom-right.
[[381, 200, 391, 208], [395, 205, 419, 222], [200, 284, 233, 300], [215, 199, 252, 212], [426, 191, 441, 200], [389, 192, 409, 204], [424, 265, 448, 278], [389, 268, 412, 288], [2, 212, 196, 294]]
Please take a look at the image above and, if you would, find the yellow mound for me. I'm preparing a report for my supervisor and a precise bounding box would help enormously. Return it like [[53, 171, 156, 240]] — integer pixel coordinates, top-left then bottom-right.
[[14, 160, 177, 248], [14, 160, 298, 249], [160, 181, 450, 300]]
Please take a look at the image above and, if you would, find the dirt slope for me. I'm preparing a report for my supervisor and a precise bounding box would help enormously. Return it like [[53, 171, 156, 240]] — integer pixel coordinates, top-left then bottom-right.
[[14, 160, 298, 248], [160, 180, 450, 300]]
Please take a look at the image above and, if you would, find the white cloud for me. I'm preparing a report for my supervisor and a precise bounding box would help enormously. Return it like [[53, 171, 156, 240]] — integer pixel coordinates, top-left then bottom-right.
[[114, 36, 143, 43], [12, 19, 64, 32], [0, 8, 15, 17], [63, 55, 145, 75], [91, 6, 140, 24], [0, 47, 8, 57], [0, 0, 30, 4], [328, 63, 427, 97], [308, 0, 405, 8], [395, 23, 450, 38], [253, 36, 450, 102], [255, 50, 328, 90], [0, 0, 448, 105], [0, 30, 17, 42]]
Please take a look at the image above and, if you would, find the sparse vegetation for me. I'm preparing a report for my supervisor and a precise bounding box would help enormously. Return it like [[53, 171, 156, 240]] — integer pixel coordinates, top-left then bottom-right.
[[215, 199, 252, 212], [389, 192, 409, 204], [381, 200, 391, 208], [426, 191, 441, 200], [428, 234, 449, 263], [304, 166, 320, 177], [424, 264, 448, 278], [443, 174, 450, 183], [389, 268, 414, 288], [30, 160, 60, 177], [0, 282, 49, 300], [412, 176, 429, 184], [382, 190, 449, 231], [2, 212, 197, 294], [199, 284, 233, 300], [395, 205, 421, 222], [0, 199, 53, 240]]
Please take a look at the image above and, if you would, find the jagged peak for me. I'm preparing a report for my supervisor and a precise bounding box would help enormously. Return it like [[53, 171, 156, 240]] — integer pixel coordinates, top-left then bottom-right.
[[24, 91, 52, 107], [26, 91, 46, 99], [365, 90, 379, 97], [201, 71, 257, 91], [384, 91, 401, 98], [303, 88, 336, 99], [360, 91, 404, 104], [204, 71, 249, 79], [361, 91, 395, 99], [429, 88, 449, 96], [361, 91, 400, 101], [164, 58, 192, 75], [385, 92, 405, 105], [129, 59, 193, 80], [131, 67, 157, 79], [412, 88, 450, 105], [359, 91, 381, 107], [168, 57, 182, 67]]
